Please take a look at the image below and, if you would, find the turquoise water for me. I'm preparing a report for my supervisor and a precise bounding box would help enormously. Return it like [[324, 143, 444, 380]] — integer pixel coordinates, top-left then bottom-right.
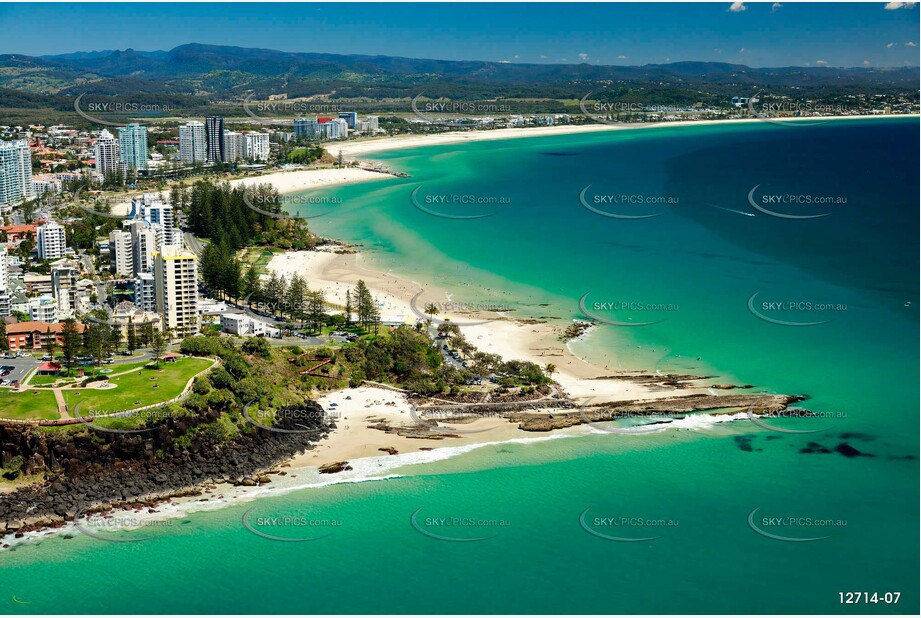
[[2, 119, 918, 614]]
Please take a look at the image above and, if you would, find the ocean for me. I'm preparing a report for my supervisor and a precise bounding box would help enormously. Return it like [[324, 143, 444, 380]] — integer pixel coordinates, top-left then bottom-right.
[[2, 118, 917, 614]]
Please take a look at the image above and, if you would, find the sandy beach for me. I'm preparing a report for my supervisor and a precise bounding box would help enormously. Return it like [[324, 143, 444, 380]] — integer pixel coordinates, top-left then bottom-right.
[[227, 166, 389, 195], [336, 114, 916, 161], [266, 248, 707, 466]]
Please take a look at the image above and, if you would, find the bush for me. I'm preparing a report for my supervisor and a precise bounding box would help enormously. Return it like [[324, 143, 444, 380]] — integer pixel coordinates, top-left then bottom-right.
[[181, 336, 221, 357], [242, 336, 271, 358]]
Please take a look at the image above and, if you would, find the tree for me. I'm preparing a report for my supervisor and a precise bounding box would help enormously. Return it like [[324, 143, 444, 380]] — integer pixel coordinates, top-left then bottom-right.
[[424, 302, 439, 325], [43, 327, 57, 359], [286, 274, 308, 325], [306, 289, 326, 335], [60, 318, 82, 372], [344, 290, 352, 325], [150, 327, 169, 367], [0, 321, 7, 351], [243, 266, 261, 304], [354, 280, 380, 334], [127, 317, 138, 353], [82, 322, 107, 372]]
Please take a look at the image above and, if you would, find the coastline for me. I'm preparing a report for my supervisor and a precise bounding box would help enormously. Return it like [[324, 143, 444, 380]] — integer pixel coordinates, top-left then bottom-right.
[[7, 114, 892, 546], [335, 114, 917, 161]]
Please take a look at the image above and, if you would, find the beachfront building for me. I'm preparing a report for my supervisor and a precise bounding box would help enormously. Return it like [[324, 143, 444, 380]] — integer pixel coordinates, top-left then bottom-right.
[[205, 116, 225, 163], [294, 118, 320, 140], [244, 132, 270, 161], [136, 195, 179, 247], [179, 121, 207, 163], [109, 229, 133, 277], [94, 129, 120, 176], [117, 123, 149, 171], [220, 312, 279, 338], [223, 131, 246, 162], [0, 139, 34, 206], [338, 111, 358, 130], [36, 221, 67, 260], [154, 246, 199, 338]]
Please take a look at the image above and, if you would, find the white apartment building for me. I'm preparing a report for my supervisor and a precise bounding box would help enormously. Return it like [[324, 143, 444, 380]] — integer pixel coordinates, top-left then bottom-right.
[[28, 295, 58, 323], [0, 139, 33, 205], [37, 221, 67, 260], [135, 272, 156, 313], [128, 222, 156, 276], [51, 264, 78, 316], [94, 129, 120, 176], [0, 247, 9, 317], [220, 312, 279, 338], [244, 131, 270, 161], [117, 123, 149, 171], [154, 245, 199, 337], [223, 131, 246, 163], [178, 121, 207, 163], [109, 229, 134, 277]]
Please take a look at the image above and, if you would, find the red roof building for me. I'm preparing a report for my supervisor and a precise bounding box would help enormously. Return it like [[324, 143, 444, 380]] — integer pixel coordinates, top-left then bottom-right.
[[6, 321, 85, 351]]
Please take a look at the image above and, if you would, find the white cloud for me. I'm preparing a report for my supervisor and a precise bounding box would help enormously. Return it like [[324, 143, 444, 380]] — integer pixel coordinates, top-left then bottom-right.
[[728, 1, 747, 12], [815, 59, 828, 65], [739, 47, 746, 54], [906, 41, 918, 46], [884, 2, 917, 9], [771, 2, 783, 12], [886, 42, 896, 48], [539, 55, 548, 59], [714, 48, 723, 54], [578, 53, 589, 61], [498, 60, 511, 64], [863, 59, 871, 65], [617, 55, 628, 60]]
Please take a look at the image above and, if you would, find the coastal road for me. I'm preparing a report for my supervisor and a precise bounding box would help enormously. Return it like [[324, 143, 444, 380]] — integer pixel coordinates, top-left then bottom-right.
[[183, 232, 205, 258]]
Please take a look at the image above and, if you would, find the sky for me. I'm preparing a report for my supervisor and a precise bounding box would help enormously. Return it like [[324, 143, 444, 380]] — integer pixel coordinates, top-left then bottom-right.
[[0, 2, 918, 68]]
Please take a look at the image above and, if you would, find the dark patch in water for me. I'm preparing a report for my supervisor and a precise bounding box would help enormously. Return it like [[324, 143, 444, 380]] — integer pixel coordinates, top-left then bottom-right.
[[839, 432, 874, 441], [765, 435, 783, 441], [800, 441, 832, 454], [733, 435, 755, 452], [539, 151, 578, 157], [834, 442, 874, 458]]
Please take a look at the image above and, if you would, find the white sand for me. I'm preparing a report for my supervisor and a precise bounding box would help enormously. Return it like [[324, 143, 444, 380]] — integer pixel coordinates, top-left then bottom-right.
[[336, 114, 916, 161], [227, 167, 388, 195], [266, 250, 701, 408]]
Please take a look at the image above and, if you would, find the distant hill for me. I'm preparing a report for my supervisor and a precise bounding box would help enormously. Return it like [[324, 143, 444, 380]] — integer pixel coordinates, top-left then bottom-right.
[[0, 43, 914, 101]]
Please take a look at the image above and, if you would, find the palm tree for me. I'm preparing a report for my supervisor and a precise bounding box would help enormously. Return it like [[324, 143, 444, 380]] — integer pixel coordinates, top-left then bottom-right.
[[423, 302, 439, 325], [544, 363, 557, 379]]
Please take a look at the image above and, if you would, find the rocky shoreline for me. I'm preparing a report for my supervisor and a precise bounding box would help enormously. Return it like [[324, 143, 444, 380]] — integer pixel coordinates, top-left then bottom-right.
[[0, 404, 332, 541]]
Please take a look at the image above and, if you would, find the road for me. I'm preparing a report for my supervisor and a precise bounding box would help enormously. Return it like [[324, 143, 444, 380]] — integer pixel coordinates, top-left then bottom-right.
[[183, 232, 205, 258]]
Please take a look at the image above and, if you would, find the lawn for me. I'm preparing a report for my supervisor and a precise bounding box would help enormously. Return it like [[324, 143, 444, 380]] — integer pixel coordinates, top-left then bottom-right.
[[62, 357, 214, 416], [0, 389, 60, 420], [26, 360, 154, 387]]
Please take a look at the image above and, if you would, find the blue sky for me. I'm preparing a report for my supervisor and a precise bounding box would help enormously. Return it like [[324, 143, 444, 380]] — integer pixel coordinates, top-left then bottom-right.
[[0, 2, 918, 67]]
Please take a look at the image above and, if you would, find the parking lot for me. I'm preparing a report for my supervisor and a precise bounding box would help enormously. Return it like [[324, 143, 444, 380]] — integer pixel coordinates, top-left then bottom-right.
[[0, 355, 41, 387]]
